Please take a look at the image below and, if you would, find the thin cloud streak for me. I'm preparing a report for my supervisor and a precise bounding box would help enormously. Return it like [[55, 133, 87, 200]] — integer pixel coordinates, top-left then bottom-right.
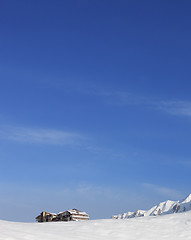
[[99, 89, 191, 117], [156, 100, 191, 116], [43, 79, 191, 117], [142, 183, 183, 200], [0, 124, 137, 160], [0, 126, 84, 145], [100, 90, 191, 117]]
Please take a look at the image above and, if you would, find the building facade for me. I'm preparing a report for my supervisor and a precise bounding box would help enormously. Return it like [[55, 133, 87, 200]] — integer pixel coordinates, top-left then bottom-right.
[[36, 209, 89, 222]]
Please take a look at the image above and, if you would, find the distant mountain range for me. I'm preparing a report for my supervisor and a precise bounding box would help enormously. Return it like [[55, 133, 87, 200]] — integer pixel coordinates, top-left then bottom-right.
[[112, 193, 191, 219]]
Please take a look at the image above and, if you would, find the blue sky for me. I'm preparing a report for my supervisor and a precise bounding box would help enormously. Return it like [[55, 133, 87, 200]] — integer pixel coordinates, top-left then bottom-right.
[[0, 0, 191, 222]]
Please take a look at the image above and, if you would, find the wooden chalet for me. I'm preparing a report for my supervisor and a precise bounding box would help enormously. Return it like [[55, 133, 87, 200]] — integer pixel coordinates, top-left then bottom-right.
[[36, 209, 89, 222], [36, 211, 57, 222]]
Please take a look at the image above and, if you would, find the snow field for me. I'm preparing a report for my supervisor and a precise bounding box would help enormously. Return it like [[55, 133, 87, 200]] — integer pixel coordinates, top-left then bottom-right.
[[0, 211, 191, 240]]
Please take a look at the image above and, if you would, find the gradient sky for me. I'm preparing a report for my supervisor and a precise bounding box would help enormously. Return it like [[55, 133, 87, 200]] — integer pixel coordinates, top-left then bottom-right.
[[0, 0, 191, 222]]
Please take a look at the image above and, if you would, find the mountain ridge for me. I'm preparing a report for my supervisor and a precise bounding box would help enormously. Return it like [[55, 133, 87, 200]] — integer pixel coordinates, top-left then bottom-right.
[[112, 193, 191, 219]]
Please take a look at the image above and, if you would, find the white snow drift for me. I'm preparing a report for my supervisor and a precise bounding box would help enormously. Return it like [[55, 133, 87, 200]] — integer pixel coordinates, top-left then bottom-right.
[[0, 211, 191, 240]]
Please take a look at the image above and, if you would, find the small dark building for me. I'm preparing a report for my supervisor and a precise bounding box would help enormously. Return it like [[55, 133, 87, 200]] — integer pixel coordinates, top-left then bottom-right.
[[36, 211, 57, 222]]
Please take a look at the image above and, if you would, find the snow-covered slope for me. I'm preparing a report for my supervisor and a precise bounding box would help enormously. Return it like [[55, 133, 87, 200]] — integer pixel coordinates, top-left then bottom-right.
[[112, 193, 191, 219], [1, 211, 191, 240]]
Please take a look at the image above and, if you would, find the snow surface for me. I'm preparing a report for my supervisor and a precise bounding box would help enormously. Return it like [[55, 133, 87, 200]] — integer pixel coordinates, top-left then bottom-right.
[[1, 211, 191, 240]]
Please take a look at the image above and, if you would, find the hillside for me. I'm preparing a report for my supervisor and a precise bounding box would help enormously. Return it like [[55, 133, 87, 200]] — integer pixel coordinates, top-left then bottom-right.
[[0, 211, 191, 240]]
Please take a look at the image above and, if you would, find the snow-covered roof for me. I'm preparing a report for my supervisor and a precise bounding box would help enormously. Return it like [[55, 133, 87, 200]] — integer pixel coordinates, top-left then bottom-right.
[[67, 209, 88, 215], [57, 209, 89, 216]]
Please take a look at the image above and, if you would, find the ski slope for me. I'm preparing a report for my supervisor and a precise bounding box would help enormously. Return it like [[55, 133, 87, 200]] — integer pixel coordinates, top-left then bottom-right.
[[0, 211, 191, 240]]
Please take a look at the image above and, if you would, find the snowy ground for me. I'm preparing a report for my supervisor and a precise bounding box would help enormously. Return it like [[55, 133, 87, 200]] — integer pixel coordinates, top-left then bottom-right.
[[1, 211, 191, 240]]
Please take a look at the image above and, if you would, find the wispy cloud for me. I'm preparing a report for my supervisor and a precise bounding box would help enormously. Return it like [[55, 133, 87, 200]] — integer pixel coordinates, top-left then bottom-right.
[[43, 78, 148, 106], [43, 79, 191, 117], [101, 90, 191, 117], [99, 90, 149, 106], [0, 126, 84, 145], [100, 90, 191, 117], [156, 100, 191, 117], [142, 183, 183, 200], [100, 90, 191, 118]]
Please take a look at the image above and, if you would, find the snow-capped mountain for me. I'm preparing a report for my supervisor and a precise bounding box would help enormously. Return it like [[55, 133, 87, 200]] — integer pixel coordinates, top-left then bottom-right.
[[112, 193, 191, 219]]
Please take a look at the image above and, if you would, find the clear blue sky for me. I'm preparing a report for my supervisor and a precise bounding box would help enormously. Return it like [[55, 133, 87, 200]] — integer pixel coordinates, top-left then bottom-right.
[[0, 0, 191, 222]]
